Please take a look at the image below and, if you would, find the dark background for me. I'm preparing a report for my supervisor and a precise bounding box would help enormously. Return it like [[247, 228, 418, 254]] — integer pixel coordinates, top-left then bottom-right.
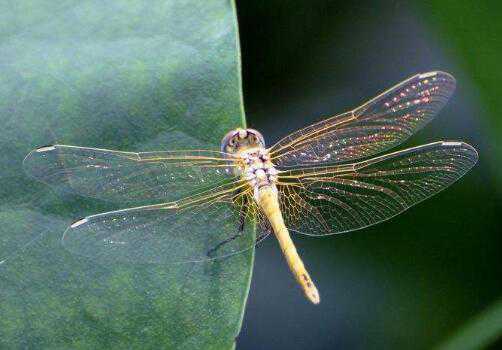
[[236, 1, 501, 349]]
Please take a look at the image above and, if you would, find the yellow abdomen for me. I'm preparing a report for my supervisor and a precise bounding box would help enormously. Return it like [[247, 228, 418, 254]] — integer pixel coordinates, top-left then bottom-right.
[[257, 185, 320, 304]]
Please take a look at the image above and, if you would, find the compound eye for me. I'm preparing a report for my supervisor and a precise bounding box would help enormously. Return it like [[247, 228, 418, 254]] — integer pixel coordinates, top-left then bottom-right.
[[228, 138, 236, 146]]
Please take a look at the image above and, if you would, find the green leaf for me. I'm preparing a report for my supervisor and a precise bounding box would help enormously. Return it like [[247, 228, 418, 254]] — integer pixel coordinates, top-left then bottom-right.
[[0, 1, 251, 349]]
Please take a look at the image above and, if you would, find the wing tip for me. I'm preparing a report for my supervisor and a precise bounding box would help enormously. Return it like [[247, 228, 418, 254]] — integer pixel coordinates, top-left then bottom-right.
[[418, 70, 454, 79], [441, 141, 464, 147], [35, 145, 56, 153], [418, 71, 456, 87], [23, 145, 58, 175], [419, 71, 438, 79], [440, 141, 479, 165], [440, 140, 477, 151], [70, 218, 88, 228]]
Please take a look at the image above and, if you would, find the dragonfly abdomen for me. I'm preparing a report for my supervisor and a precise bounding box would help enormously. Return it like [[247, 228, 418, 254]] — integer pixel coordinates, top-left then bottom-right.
[[257, 185, 320, 304]]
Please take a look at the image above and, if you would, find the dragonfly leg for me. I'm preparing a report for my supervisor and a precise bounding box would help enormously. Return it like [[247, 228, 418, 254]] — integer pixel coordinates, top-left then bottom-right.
[[238, 209, 246, 231], [206, 204, 256, 258], [206, 227, 266, 258], [206, 229, 245, 258], [206, 191, 259, 258]]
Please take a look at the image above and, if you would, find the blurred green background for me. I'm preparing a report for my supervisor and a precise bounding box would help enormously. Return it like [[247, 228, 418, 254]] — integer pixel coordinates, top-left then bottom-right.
[[236, 1, 501, 349]]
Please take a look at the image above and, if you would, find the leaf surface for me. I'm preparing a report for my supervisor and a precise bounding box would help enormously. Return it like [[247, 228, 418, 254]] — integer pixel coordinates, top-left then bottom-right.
[[0, 1, 251, 349]]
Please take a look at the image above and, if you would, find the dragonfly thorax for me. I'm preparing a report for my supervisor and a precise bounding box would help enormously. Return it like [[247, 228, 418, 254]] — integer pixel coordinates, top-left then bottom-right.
[[221, 128, 278, 196], [235, 147, 278, 201]]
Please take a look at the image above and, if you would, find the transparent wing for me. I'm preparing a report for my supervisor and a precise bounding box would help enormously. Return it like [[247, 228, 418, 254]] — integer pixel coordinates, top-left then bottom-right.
[[269, 71, 456, 167], [23, 145, 239, 205], [277, 141, 478, 235], [62, 182, 270, 264]]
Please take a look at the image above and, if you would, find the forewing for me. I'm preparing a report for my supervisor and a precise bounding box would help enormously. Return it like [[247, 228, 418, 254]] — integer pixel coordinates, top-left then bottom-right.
[[62, 185, 266, 264], [277, 141, 478, 235], [24, 145, 238, 205], [269, 71, 456, 167]]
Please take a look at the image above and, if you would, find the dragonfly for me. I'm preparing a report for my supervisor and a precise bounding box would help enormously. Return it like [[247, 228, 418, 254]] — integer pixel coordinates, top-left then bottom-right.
[[24, 71, 478, 304]]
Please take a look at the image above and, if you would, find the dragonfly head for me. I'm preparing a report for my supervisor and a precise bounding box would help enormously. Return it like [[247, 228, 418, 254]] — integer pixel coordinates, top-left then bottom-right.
[[221, 128, 265, 154]]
